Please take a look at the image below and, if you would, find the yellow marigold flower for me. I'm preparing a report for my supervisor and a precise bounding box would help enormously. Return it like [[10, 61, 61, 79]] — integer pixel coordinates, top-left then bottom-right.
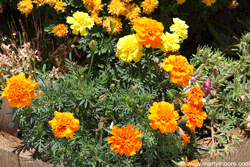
[[108, 0, 126, 16], [49, 111, 79, 139], [202, 0, 216, 6], [181, 104, 207, 129], [45, 0, 56, 7], [33, 0, 45, 7], [107, 124, 142, 156], [116, 34, 143, 63], [162, 55, 193, 86], [66, 11, 94, 36], [176, 0, 186, 4], [1, 73, 39, 108], [187, 85, 204, 107], [53, 24, 68, 38], [148, 101, 179, 133], [103, 16, 122, 35], [161, 32, 180, 52], [170, 18, 189, 40], [133, 17, 164, 48], [124, 3, 141, 21], [54, 0, 66, 12], [18, 0, 33, 17], [141, 0, 158, 14]]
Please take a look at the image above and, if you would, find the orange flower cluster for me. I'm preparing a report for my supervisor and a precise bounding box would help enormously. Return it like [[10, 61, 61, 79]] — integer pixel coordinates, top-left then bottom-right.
[[53, 24, 68, 38], [82, 0, 103, 24], [162, 55, 193, 86], [181, 86, 207, 129], [133, 17, 164, 48], [48, 111, 80, 139], [1, 73, 39, 108], [148, 101, 179, 133], [107, 124, 142, 156]]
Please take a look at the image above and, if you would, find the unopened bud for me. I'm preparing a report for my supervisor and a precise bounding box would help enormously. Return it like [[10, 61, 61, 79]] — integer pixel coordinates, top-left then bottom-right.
[[131, 86, 137, 92], [110, 19, 116, 34], [90, 40, 97, 52], [71, 44, 76, 48], [36, 90, 44, 100], [76, 107, 79, 113], [110, 83, 115, 89]]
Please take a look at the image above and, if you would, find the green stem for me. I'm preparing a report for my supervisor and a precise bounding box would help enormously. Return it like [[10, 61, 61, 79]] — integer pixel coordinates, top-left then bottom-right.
[[87, 50, 95, 79]]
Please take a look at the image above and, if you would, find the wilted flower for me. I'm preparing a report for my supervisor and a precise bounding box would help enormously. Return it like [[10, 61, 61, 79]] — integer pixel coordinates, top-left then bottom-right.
[[48, 111, 80, 139], [1, 73, 39, 108], [107, 124, 142, 156]]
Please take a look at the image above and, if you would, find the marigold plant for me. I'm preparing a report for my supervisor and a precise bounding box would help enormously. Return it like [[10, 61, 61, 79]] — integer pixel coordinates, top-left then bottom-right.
[[66, 11, 94, 36], [133, 17, 164, 48], [148, 101, 179, 133], [53, 24, 68, 38], [141, 0, 158, 14], [1, 73, 39, 108], [161, 32, 180, 53], [107, 124, 142, 156], [162, 55, 193, 86], [18, 0, 33, 17], [170, 18, 189, 40], [116, 34, 143, 63], [48, 111, 80, 139]]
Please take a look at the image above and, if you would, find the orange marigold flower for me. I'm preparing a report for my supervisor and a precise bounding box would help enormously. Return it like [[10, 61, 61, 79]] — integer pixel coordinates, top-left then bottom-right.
[[176, 0, 186, 4], [148, 101, 179, 133], [181, 104, 207, 129], [182, 156, 200, 167], [45, 0, 57, 7], [180, 131, 190, 145], [82, 0, 103, 14], [187, 85, 204, 107], [162, 55, 193, 86], [107, 124, 142, 156], [48, 111, 80, 139], [108, 0, 126, 16], [53, 24, 68, 38], [124, 3, 141, 22], [133, 17, 164, 48], [103, 16, 122, 35], [18, 0, 33, 17], [141, 0, 159, 14], [91, 13, 103, 25], [54, 0, 66, 12], [202, 0, 216, 6], [1, 73, 39, 108]]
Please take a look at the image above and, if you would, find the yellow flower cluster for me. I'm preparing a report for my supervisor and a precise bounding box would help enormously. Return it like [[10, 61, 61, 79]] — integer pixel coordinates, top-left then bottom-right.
[[82, 0, 103, 24], [141, 0, 159, 14], [162, 55, 193, 86], [107, 124, 142, 156], [49, 111, 80, 139], [181, 86, 207, 129], [1, 73, 39, 108], [66, 11, 94, 36], [148, 101, 179, 133], [18, 0, 33, 17], [170, 18, 189, 40], [53, 24, 68, 38], [116, 34, 143, 63], [202, 0, 216, 6]]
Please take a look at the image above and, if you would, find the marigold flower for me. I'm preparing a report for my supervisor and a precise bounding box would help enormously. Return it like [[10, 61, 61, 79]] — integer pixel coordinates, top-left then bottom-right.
[[66, 11, 94, 36], [1, 73, 39, 108], [176, 0, 186, 4], [170, 18, 189, 40], [108, 0, 126, 16], [18, 0, 33, 17], [103, 16, 122, 35], [141, 0, 158, 14], [133, 17, 164, 48], [33, 0, 45, 7], [116, 34, 143, 63], [53, 24, 68, 38], [91, 13, 103, 25], [187, 85, 204, 107], [202, 0, 216, 6], [45, 0, 56, 7], [54, 0, 66, 12], [124, 3, 141, 22], [83, 0, 103, 14], [107, 124, 142, 156], [49, 111, 80, 139], [162, 55, 193, 86], [148, 101, 179, 133], [180, 131, 191, 145], [161, 32, 180, 52]]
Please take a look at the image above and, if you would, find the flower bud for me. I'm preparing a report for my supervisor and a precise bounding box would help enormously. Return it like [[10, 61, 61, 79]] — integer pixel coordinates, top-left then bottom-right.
[[191, 77, 196, 82], [76, 107, 79, 113], [213, 66, 219, 73], [131, 86, 137, 92], [110, 19, 117, 34], [36, 90, 44, 100], [90, 40, 97, 52], [110, 83, 115, 90], [210, 89, 217, 97]]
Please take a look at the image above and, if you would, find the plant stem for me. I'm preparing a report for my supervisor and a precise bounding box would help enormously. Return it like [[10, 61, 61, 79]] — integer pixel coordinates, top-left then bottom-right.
[[87, 50, 95, 79]]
